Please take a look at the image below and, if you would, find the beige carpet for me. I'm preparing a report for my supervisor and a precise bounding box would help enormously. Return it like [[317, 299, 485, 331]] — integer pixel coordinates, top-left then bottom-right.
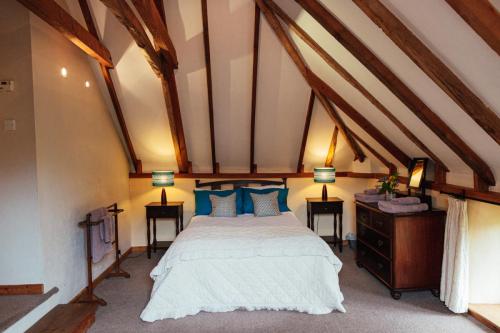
[[90, 248, 489, 333]]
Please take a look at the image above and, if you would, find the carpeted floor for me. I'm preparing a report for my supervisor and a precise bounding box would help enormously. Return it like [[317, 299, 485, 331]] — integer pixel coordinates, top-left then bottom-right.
[[90, 248, 489, 333]]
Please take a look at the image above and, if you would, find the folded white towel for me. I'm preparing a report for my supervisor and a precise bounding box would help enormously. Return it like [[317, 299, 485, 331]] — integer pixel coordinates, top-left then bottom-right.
[[364, 188, 379, 195], [391, 197, 421, 205], [378, 201, 428, 213], [355, 193, 386, 203]]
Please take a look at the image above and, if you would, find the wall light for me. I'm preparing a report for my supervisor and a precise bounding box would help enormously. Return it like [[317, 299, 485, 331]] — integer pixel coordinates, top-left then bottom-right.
[[85, 81, 90, 88], [60, 67, 68, 78]]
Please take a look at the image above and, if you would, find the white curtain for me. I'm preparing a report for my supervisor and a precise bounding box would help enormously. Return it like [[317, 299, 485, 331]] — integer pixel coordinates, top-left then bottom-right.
[[440, 197, 469, 313]]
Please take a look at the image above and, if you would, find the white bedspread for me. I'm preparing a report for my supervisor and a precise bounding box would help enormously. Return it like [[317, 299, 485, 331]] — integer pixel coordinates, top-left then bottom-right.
[[140, 212, 345, 321]]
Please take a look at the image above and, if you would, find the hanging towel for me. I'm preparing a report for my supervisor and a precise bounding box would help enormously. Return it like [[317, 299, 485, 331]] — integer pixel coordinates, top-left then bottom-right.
[[391, 197, 421, 205], [101, 214, 115, 244], [355, 193, 386, 203], [90, 207, 113, 263], [378, 200, 428, 213], [440, 197, 469, 313]]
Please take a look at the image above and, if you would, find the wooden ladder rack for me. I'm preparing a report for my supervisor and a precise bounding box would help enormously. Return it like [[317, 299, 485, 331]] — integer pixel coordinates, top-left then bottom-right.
[[77, 203, 130, 306]]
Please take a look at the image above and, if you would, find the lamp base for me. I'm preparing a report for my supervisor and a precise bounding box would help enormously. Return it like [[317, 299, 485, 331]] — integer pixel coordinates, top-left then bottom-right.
[[161, 188, 167, 205], [322, 184, 328, 201]]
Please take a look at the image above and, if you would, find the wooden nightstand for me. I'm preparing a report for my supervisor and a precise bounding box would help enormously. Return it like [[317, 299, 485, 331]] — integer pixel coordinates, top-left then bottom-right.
[[306, 197, 344, 252], [145, 202, 183, 259]]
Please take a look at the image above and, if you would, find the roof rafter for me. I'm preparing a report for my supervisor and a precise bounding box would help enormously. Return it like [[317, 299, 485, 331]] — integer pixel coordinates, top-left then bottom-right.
[[130, 0, 178, 68], [78, 0, 140, 172], [201, 0, 218, 174], [325, 126, 338, 168], [355, 0, 500, 145], [255, 0, 365, 162], [445, 0, 500, 56], [267, 0, 448, 171], [101, 0, 190, 172], [296, 0, 495, 186], [250, 4, 261, 173], [17, 0, 113, 68], [297, 90, 315, 173], [350, 130, 395, 173], [308, 71, 411, 167]]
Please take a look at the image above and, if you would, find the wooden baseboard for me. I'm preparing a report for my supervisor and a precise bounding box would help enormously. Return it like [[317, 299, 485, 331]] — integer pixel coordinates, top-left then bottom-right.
[[130, 246, 147, 253], [70, 248, 132, 304], [0, 284, 44, 296], [469, 304, 500, 332]]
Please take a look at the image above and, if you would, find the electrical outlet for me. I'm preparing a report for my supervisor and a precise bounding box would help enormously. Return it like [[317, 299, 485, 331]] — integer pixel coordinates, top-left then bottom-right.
[[0, 80, 14, 92]]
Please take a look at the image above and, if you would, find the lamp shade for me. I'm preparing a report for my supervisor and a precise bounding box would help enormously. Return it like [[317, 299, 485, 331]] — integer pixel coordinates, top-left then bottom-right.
[[314, 167, 336, 183], [152, 171, 174, 187]]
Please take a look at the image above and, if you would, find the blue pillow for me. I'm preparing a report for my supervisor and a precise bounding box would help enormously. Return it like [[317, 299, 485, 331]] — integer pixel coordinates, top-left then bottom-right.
[[194, 188, 243, 215], [242, 188, 290, 213]]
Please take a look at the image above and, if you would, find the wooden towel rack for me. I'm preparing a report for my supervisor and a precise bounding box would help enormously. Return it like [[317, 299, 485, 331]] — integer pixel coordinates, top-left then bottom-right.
[[77, 203, 130, 306]]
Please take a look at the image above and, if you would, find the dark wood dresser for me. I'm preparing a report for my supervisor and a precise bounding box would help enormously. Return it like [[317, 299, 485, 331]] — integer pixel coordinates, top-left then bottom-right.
[[355, 201, 446, 299]]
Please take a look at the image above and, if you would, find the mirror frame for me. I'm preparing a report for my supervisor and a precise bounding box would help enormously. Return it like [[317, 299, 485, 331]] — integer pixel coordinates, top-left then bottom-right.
[[407, 158, 428, 190]]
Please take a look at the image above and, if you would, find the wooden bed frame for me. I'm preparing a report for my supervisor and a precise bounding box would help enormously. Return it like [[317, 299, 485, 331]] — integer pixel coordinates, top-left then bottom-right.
[[195, 178, 287, 190]]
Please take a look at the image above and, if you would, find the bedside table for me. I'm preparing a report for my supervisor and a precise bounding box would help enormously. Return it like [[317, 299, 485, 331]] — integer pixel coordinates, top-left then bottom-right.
[[306, 197, 344, 252], [145, 202, 183, 259]]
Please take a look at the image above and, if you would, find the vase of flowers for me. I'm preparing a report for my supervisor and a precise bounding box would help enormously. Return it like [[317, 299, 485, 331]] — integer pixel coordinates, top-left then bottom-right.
[[378, 173, 399, 201]]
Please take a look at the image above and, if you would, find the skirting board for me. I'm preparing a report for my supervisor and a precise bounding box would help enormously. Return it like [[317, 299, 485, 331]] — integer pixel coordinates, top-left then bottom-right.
[[70, 248, 132, 304], [0, 284, 44, 295]]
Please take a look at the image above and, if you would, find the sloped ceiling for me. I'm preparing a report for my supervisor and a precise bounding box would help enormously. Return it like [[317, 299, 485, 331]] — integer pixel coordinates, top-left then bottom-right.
[[64, 0, 499, 190]]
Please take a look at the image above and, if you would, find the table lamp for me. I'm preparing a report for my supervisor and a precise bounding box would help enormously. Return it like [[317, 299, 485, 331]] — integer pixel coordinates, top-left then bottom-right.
[[152, 171, 174, 205], [314, 167, 336, 201]]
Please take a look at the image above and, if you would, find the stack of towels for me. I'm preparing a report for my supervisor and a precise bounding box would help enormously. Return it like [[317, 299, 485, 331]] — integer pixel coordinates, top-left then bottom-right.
[[354, 188, 386, 203], [378, 196, 428, 213]]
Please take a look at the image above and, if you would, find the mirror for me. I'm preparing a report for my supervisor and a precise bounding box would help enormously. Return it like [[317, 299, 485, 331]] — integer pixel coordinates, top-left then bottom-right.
[[408, 158, 428, 189]]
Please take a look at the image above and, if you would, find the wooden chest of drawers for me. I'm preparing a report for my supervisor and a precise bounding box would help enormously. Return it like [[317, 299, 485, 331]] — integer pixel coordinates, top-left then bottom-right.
[[355, 201, 446, 299]]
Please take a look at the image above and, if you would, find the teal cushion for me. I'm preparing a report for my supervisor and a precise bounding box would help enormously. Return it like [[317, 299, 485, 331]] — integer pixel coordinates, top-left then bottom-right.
[[194, 188, 243, 215], [242, 188, 290, 214]]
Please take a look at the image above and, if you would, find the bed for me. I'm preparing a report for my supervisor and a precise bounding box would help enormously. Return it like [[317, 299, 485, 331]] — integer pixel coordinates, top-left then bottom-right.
[[140, 180, 345, 322]]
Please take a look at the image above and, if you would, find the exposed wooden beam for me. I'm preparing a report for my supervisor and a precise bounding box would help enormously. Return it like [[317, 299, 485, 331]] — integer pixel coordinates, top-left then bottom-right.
[[201, 0, 217, 174], [354, 0, 500, 145], [78, 0, 140, 172], [474, 172, 490, 192], [445, 0, 500, 56], [130, 0, 178, 68], [351, 130, 395, 172], [309, 71, 411, 167], [256, 0, 365, 162], [325, 126, 338, 168], [17, 0, 113, 68], [101, 0, 190, 172], [296, 0, 495, 186], [297, 90, 315, 173], [267, 0, 448, 171], [100, 0, 162, 76], [250, 4, 261, 173]]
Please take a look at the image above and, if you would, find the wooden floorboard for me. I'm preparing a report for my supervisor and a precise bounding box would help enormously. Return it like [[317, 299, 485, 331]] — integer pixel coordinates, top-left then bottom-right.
[[469, 304, 500, 332]]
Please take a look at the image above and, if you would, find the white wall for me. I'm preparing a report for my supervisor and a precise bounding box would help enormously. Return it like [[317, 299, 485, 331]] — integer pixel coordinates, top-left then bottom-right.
[[29, 12, 132, 303], [128, 177, 374, 246], [0, 0, 44, 285]]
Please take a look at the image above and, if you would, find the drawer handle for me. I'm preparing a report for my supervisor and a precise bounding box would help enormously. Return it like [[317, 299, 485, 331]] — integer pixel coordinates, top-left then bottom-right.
[[374, 219, 383, 227], [377, 262, 384, 270], [377, 240, 384, 247], [360, 250, 366, 257]]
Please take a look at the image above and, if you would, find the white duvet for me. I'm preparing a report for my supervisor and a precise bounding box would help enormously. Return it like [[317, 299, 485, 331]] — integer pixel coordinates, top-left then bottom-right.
[[140, 212, 345, 321]]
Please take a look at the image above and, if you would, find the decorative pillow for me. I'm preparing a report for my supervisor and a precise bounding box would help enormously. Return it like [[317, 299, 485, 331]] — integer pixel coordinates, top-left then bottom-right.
[[194, 188, 243, 215], [209, 193, 237, 217], [242, 188, 290, 214], [250, 192, 281, 217]]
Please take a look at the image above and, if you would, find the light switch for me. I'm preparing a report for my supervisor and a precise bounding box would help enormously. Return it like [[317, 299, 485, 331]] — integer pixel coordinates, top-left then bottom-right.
[[4, 119, 16, 131]]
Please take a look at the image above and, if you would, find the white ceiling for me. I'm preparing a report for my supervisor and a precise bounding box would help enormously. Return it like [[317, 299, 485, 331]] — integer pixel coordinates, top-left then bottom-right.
[[65, 0, 499, 190]]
